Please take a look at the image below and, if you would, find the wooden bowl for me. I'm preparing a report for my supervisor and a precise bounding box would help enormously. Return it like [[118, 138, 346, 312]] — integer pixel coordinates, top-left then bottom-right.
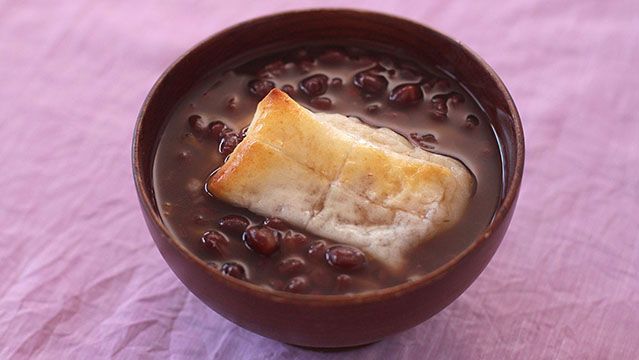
[[132, 9, 524, 348]]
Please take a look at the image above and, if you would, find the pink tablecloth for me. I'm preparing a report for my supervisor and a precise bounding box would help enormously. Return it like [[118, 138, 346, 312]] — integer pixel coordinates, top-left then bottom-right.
[[1, 1, 638, 358]]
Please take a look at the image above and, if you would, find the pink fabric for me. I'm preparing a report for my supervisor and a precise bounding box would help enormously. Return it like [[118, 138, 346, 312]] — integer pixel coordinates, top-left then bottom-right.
[[1, 1, 638, 358]]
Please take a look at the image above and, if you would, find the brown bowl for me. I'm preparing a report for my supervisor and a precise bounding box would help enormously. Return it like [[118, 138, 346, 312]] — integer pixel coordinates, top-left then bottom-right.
[[132, 9, 524, 348]]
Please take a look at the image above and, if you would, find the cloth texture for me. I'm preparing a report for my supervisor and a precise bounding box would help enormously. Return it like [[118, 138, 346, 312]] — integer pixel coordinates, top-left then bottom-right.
[[1, 0, 638, 358]]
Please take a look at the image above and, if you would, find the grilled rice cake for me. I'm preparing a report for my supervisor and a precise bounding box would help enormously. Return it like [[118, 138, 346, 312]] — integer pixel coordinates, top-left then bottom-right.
[[208, 89, 474, 271]]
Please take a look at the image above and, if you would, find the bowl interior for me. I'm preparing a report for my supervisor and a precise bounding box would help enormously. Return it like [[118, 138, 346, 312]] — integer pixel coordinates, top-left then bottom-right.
[[134, 9, 523, 298]]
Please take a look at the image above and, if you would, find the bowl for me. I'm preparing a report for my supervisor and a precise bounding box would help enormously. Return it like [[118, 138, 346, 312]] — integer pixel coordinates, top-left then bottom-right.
[[132, 9, 524, 348]]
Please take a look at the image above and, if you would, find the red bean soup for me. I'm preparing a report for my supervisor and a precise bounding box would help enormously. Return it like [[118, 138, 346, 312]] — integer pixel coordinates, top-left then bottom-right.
[[152, 44, 504, 295]]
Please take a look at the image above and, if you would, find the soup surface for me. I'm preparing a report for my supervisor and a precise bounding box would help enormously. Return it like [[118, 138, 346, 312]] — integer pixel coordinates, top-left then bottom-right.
[[152, 44, 503, 295]]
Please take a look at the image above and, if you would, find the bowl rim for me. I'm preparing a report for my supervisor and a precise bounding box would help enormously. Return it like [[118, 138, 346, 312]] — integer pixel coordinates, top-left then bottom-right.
[[132, 8, 524, 305]]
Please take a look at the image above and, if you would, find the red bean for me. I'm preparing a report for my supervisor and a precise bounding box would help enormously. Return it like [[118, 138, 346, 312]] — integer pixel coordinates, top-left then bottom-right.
[[310, 96, 332, 110], [201, 230, 229, 256], [208, 121, 230, 142], [244, 226, 280, 256], [263, 217, 289, 231], [330, 78, 343, 88], [281, 84, 295, 96], [218, 215, 250, 235], [281, 231, 309, 252], [299, 74, 329, 97], [389, 84, 423, 107], [410, 133, 438, 150], [221, 262, 246, 279], [431, 94, 448, 117], [307, 240, 327, 262], [326, 245, 367, 271], [277, 257, 305, 276], [219, 133, 240, 156], [285, 276, 310, 293], [248, 79, 275, 99], [465, 115, 480, 128], [188, 115, 208, 135], [353, 71, 388, 95]]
